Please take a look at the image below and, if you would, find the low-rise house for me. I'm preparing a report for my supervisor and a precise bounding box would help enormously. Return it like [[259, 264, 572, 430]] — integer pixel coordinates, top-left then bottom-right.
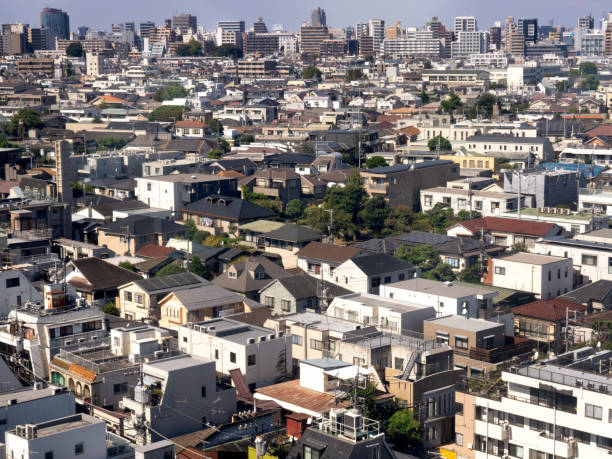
[[238, 220, 285, 249], [560, 279, 612, 311], [512, 298, 588, 351], [259, 224, 323, 268], [421, 185, 525, 217], [158, 283, 247, 329], [0, 269, 44, 317], [66, 257, 142, 308], [53, 238, 114, 260], [447, 216, 563, 249], [329, 253, 419, 295], [483, 252, 574, 299], [97, 216, 188, 256], [423, 315, 532, 377], [178, 317, 292, 390], [118, 272, 209, 321], [214, 255, 292, 300], [380, 278, 498, 318], [500, 207, 608, 235], [326, 293, 436, 335], [181, 195, 276, 237], [296, 241, 361, 279], [174, 120, 206, 138], [465, 134, 555, 163]]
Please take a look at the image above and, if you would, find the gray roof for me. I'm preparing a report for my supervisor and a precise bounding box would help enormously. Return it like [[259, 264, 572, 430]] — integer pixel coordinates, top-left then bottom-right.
[[560, 280, 612, 304], [182, 195, 276, 221], [349, 253, 416, 276], [466, 134, 548, 144], [386, 278, 495, 298], [169, 284, 244, 311], [263, 224, 322, 243], [302, 358, 351, 370], [130, 272, 208, 293], [267, 274, 352, 300], [426, 315, 503, 332], [214, 256, 292, 294], [100, 216, 187, 237]]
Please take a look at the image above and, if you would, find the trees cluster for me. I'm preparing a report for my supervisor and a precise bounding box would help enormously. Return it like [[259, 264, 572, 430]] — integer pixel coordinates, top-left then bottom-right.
[[149, 105, 188, 122], [345, 68, 365, 82], [176, 40, 203, 57], [428, 135, 452, 152], [365, 156, 388, 169], [2, 109, 44, 138], [154, 83, 188, 102], [97, 137, 126, 151], [394, 244, 454, 282], [212, 44, 243, 59], [65, 42, 84, 57], [302, 65, 322, 81]]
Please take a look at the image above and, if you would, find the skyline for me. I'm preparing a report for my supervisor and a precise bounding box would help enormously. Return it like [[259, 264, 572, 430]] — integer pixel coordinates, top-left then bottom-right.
[[1, 0, 612, 32]]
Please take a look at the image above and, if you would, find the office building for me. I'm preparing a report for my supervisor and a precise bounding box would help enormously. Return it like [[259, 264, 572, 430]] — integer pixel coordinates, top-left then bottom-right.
[[368, 18, 385, 54], [454, 16, 477, 33], [578, 14, 594, 30], [242, 32, 279, 55], [253, 17, 268, 33], [139, 21, 154, 39], [300, 25, 330, 55], [581, 31, 604, 56], [505, 17, 525, 55], [489, 25, 502, 50], [40, 7, 69, 42], [173, 13, 197, 35], [311, 7, 326, 27], [359, 34, 374, 56], [217, 20, 245, 46], [518, 18, 538, 44]]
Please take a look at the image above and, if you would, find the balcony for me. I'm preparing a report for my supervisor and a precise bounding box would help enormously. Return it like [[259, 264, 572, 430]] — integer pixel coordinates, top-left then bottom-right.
[[367, 182, 388, 191], [469, 337, 533, 364], [253, 186, 281, 197]]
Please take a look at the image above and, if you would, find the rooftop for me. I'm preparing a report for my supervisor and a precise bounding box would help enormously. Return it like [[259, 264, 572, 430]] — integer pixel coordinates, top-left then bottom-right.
[[181, 318, 279, 345], [385, 278, 495, 298], [426, 315, 503, 333], [499, 252, 568, 265]]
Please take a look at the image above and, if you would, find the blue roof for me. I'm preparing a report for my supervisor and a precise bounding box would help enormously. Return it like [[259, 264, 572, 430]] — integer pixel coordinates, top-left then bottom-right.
[[539, 162, 606, 179]]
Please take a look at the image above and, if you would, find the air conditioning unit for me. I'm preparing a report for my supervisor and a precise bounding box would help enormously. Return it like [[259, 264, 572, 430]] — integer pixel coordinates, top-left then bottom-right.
[[467, 443, 473, 450]]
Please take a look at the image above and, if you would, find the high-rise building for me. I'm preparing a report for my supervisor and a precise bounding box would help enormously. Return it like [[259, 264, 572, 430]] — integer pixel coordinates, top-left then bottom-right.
[[489, 25, 502, 50], [56, 140, 75, 204], [40, 7, 70, 41], [505, 17, 525, 55], [27, 27, 47, 51], [359, 34, 374, 56], [578, 14, 595, 30], [311, 7, 326, 27], [451, 30, 489, 58], [1, 23, 28, 55], [253, 17, 268, 34], [216, 20, 245, 46], [242, 32, 279, 56], [385, 21, 402, 40], [368, 18, 385, 55], [518, 18, 538, 44], [124, 22, 135, 33], [139, 21, 154, 39], [173, 13, 197, 35], [300, 25, 331, 55], [454, 16, 477, 33], [605, 23, 612, 56], [355, 22, 369, 39], [77, 26, 89, 39], [382, 31, 443, 58]]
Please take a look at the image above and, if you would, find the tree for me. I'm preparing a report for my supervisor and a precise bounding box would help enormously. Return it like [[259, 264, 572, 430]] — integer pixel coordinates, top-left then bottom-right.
[[103, 301, 119, 316], [394, 244, 440, 274], [208, 149, 223, 159], [154, 83, 188, 102], [365, 156, 387, 169], [428, 135, 452, 152], [189, 256, 211, 280], [97, 137, 126, 151], [422, 262, 455, 282], [0, 134, 15, 148], [345, 68, 364, 82], [155, 263, 187, 277], [579, 61, 598, 76], [176, 39, 203, 57], [285, 199, 305, 220], [204, 234, 224, 247], [427, 203, 455, 232], [208, 118, 223, 136], [3, 109, 44, 138], [359, 196, 390, 237], [420, 89, 430, 104], [582, 74, 600, 91], [440, 91, 462, 113], [240, 134, 255, 145], [555, 80, 571, 92], [386, 409, 421, 452], [119, 261, 135, 271], [212, 44, 243, 59], [422, 60, 432, 69], [302, 65, 322, 81], [149, 105, 188, 122], [510, 242, 527, 254], [468, 93, 499, 119], [458, 261, 482, 283], [65, 42, 84, 57]]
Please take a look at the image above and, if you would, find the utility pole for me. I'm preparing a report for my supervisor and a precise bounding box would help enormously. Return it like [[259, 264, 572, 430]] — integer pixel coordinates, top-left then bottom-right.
[[565, 307, 579, 353]]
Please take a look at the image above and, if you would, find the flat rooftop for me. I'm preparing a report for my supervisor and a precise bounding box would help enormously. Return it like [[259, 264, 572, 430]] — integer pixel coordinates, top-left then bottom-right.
[[426, 315, 503, 333], [145, 354, 212, 373], [34, 416, 96, 438], [184, 318, 277, 345], [385, 278, 495, 298], [338, 293, 430, 313], [282, 311, 365, 333], [500, 252, 567, 265], [139, 173, 218, 183], [0, 387, 65, 407]]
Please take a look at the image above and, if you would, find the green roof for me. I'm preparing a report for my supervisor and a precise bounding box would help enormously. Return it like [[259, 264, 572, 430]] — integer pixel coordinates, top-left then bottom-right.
[[238, 220, 284, 233]]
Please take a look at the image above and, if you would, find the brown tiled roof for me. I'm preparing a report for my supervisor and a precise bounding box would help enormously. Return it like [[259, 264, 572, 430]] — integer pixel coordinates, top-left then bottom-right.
[[135, 244, 176, 259], [454, 217, 557, 237], [69, 257, 142, 291], [512, 298, 588, 322], [51, 357, 71, 371], [215, 170, 244, 178], [296, 241, 361, 264], [69, 363, 97, 383], [175, 120, 206, 128], [255, 379, 350, 414]]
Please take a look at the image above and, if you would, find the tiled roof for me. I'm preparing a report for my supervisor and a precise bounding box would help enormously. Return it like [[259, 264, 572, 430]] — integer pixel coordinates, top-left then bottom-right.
[[296, 241, 361, 264], [255, 379, 350, 414], [512, 298, 588, 322], [134, 244, 176, 259], [70, 257, 142, 291], [69, 363, 97, 383], [454, 217, 557, 237]]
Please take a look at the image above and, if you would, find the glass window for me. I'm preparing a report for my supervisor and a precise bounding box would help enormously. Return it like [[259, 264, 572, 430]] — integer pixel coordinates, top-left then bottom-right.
[[248, 354, 256, 366], [447, 258, 460, 268], [394, 357, 404, 370], [124, 291, 132, 302], [5, 278, 19, 288], [508, 443, 524, 458], [582, 254, 597, 266], [455, 336, 468, 349], [230, 352, 236, 363], [292, 335, 303, 346], [495, 266, 506, 275], [586, 403, 602, 419], [281, 299, 291, 312], [456, 432, 463, 446], [75, 443, 84, 455]]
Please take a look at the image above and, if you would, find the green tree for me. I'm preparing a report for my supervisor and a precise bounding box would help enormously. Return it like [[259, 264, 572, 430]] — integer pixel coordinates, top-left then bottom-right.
[[386, 409, 421, 452], [208, 149, 223, 159], [365, 156, 387, 169], [4, 109, 44, 138], [189, 256, 211, 280], [302, 65, 322, 81], [285, 199, 305, 220], [428, 135, 452, 151], [345, 68, 364, 81], [582, 74, 600, 91], [394, 244, 440, 274], [103, 301, 119, 316], [119, 261, 135, 271], [468, 93, 499, 119], [422, 262, 455, 282], [440, 91, 463, 113], [65, 42, 84, 57], [420, 89, 430, 104], [176, 39, 204, 57], [556, 80, 570, 92], [212, 44, 243, 58], [457, 261, 482, 283], [510, 242, 528, 254], [240, 134, 255, 145], [154, 83, 188, 102], [148, 105, 188, 122], [97, 137, 126, 151], [579, 61, 598, 76], [0, 134, 15, 148], [208, 118, 223, 136], [156, 263, 187, 277], [359, 196, 390, 237], [422, 60, 432, 69], [324, 171, 367, 228]]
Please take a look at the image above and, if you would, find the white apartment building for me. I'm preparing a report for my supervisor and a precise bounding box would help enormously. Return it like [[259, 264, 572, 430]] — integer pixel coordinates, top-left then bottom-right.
[[368, 19, 385, 54], [0, 269, 43, 317], [457, 347, 612, 459], [421, 186, 524, 217], [465, 134, 554, 163], [325, 293, 436, 335], [579, 189, 612, 215], [380, 278, 497, 319], [178, 318, 292, 390], [382, 33, 442, 58], [5, 414, 132, 459], [561, 147, 612, 167], [468, 53, 508, 68], [451, 31, 489, 58], [454, 16, 477, 33], [484, 252, 573, 299]]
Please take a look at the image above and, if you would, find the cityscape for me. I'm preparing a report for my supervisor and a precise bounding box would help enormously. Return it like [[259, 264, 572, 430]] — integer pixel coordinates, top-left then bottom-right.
[[0, 2, 612, 459]]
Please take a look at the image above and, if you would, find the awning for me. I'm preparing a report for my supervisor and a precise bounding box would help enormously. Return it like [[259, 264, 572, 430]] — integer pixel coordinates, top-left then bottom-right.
[[325, 365, 375, 381]]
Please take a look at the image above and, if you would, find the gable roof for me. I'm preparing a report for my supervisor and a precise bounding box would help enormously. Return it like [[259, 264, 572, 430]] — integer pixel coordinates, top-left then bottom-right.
[[100, 216, 187, 237], [164, 284, 244, 311], [135, 244, 177, 259], [452, 217, 558, 237], [267, 274, 352, 300], [560, 280, 612, 305], [347, 253, 416, 276], [512, 298, 588, 322], [70, 257, 142, 291], [129, 272, 208, 293], [263, 223, 322, 243], [296, 242, 361, 264], [182, 195, 276, 221], [214, 256, 292, 293]]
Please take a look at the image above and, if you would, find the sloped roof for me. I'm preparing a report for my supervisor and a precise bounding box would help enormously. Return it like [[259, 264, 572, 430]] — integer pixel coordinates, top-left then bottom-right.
[[100, 216, 187, 237], [182, 195, 276, 221], [560, 280, 612, 305], [296, 241, 361, 264], [214, 256, 292, 293], [263, 223, 322, 243], [130, 272, 208, 293], [70, 257, 141, 291], [453, 217, 557, 237], [134, 244, 177, 259], [349, 253, 416, 276], [512, 298, 588, 322], [166, 284, 244, 311], [270, 274, 352, 300]]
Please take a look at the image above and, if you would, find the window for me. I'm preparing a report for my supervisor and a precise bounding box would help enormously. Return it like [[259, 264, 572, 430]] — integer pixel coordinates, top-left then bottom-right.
[[435, 331, 449, 345], [384, 276, 391, 284], [75, 443, 84, 455], [5, 278, 19, 288], [509, 413, 524, 426], [113, 383, 127, 394], [494, 266, 506, 275], [508, 443, 524, 458], [394, 357, 404, 370], [134, 294, 143, 305], [230, 352, 236, 363], [609, 408, 612, 422], [475, 200, 483, 210], [398, 273, 405, 281], [281, 299, 291, 312], [45, 453, 54, 459], [264, 296, 275, 308], [458, 198, 467, 209], [215, 349, 219, 359], [292, 335, 303, 346], [304, 445, 320, 459], [310, 339, 324, 350], [455, 336, 468, 349], [424, 195, 433, 206], [582, 254, 597, 266], [147, 183, 152, 191], [609, 257, 612, 275], [353, 357, 365, 366], [586, 403, 602, 419], [447, 257, 460, 268], [201, 386, 206, 397], [456, 432, 463, 446], [124, 291, 132, 302]]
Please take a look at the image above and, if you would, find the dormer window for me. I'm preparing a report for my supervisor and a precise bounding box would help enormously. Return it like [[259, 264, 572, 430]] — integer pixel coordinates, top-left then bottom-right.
[[228, 270, 237, 279], [254, 271, 266, 280]]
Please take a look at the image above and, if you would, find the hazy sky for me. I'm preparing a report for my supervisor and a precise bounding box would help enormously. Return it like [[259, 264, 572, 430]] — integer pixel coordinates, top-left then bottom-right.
[[1, 0, 610, 32]]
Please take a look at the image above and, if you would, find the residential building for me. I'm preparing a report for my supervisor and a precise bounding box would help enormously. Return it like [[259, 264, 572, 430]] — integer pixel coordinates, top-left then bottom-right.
[[172, 13, 197, 35], [421, 69, 490, 87], [447, 216, 563, 249], [330, 253, 419, 295], [451, 31, 489, 58], [380, 278, 498, 319], [360, 161, 460, 210], [368, 19, 385, 54], [118, 272, 209, 321], [455, 16, 477, 32], [503, 169, 580, 209], [121, 354, 236, 444], [173, 120, 206, 138], [97, 216, 188, 256], [178, 317, 292, 389], [0, 269, 43, 317], [259, 223, 322, 268], [465, 135, 554, 165], [85, 52, 103, 77], [237, 59, 277, 78], [483, 252, 573, 299], [326, 293, 436, 335], [246, 169, 301, 209], [300, 25, 330, 55], [382, 32, 443, 58], [518, 18, 538, 43], [579, 188, 612, 215], [135, 173, 239, 213], [296, 241, 361, 280], [181, 195, 276, 237], [560, 279, 612, 311], [500, 207, 607, 236], [158, 283, 246, 329]]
